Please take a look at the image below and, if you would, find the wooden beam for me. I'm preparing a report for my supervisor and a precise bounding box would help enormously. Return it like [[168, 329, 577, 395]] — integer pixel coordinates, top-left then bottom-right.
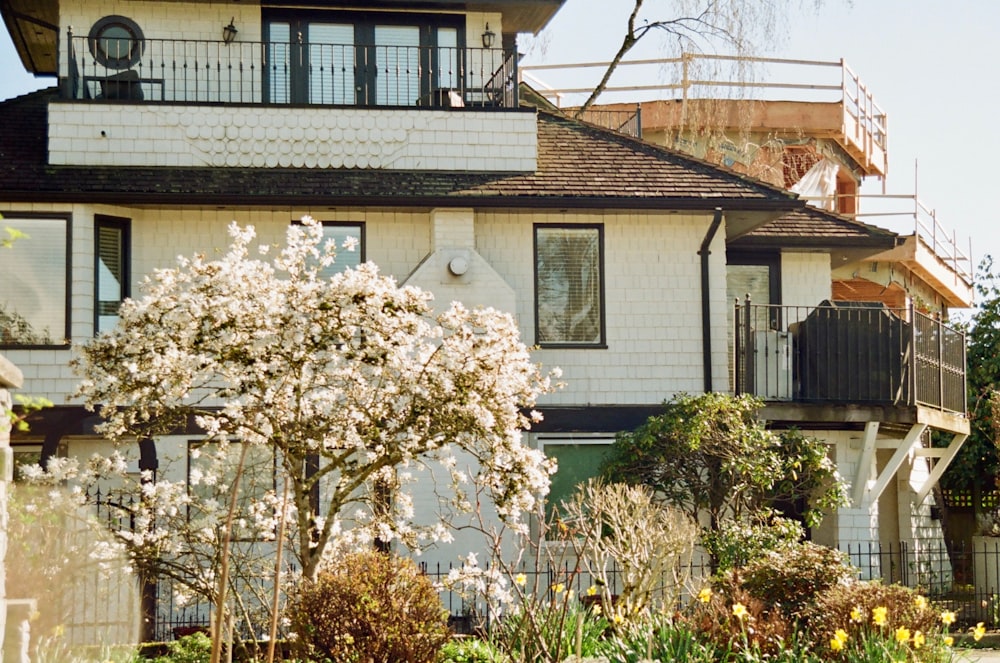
[[867, 423, 927, 505], [853, 421, 880, 506], [915, 434, 968, 505]]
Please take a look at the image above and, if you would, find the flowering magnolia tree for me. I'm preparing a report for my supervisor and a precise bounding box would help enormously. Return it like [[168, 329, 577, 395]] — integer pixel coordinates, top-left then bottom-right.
[[72, 218, 557, 623]]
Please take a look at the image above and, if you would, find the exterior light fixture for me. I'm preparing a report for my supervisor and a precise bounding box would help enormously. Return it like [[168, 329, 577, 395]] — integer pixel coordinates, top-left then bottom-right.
[[223, 18, 238, 44], [481, 23, 495, 49]]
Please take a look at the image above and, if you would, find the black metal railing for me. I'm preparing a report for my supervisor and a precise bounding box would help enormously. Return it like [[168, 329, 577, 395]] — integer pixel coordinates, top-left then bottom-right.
[[61, 492, 1000, 643], [734, 298, 966, 414], [65, 30, 517, 109]]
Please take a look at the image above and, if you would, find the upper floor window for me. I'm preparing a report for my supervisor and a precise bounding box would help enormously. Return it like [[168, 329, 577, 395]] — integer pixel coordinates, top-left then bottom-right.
[[293, 221, 364, 278], [0, 214, 71, 348], [534, 224, 605, 347], [264, 11, 464, 106], [95, 215, 131, 335], [88, 15, 145, 70]]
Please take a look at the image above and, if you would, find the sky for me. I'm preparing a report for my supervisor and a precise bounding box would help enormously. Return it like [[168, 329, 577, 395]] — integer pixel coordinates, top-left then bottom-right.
[[1, 1, 997, 304]]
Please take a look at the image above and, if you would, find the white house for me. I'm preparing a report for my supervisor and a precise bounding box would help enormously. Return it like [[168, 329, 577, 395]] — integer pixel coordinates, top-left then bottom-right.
[[0, 0, 972, 643]]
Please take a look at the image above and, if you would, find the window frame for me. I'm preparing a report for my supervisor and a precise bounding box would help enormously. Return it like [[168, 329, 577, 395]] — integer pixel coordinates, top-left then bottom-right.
[[533, 223, 607, 348], [87, 15, 146, 70], [262, 9, 466, 106], [291, 219, 365, 274], [538, 434, 613, 525], [0, 212, 73, 350], [94, 214, 131, 336]]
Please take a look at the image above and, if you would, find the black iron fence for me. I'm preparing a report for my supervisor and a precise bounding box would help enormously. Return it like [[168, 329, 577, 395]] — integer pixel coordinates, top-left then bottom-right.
[[734, 298, 966, 414], [65, 30, 517, 109]]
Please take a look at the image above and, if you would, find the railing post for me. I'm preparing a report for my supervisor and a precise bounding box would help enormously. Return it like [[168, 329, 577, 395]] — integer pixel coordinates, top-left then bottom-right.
[[909, 301, 917, 406], [743, 294, 754, 396]]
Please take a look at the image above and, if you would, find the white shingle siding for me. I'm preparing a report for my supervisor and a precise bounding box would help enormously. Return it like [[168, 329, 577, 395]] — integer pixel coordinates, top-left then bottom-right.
[[2, 204, 731, 409], [781, 252, 832, 306], [49, 105, 537, 172]]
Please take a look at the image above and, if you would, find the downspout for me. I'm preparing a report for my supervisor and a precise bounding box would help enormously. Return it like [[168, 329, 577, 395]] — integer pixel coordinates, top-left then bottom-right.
[[699, 208, 724, 393]]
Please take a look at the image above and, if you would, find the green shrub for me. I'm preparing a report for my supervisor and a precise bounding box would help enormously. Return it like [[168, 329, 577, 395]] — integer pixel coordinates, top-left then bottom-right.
[[286, 551, 449, 663], [702, 512, 804, 572], [437, 637, 508, 663], [738, 542, 857, 618], [149, 632, 210, 663]]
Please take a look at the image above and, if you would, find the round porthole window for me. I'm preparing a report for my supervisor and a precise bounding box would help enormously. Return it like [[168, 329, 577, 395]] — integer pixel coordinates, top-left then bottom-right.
[[88, 15, 145, 69]]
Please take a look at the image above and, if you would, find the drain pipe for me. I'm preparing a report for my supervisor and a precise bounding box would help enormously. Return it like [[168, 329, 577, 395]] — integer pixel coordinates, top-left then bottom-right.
[[699, 208, 724, 393]]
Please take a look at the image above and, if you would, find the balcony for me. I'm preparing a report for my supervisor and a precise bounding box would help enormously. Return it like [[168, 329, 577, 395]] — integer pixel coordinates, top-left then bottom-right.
[[65, 32, 516, 108], [51, 33, 537, 172], [734, 299, 967, 432]]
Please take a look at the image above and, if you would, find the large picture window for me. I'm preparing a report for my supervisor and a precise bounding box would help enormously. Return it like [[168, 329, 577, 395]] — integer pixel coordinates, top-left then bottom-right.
[[95, 215, 130, 335], [0, 214, 71, 348], [534, 224, 605, 347]]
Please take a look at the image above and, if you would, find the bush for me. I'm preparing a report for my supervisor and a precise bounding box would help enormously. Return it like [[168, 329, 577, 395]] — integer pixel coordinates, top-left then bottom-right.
[[801, 580, 951, 660], [149, 631, 210, 663], [286, 551, 449, 663], [738, 542, 857, 618], [437, 637, 508, 663]]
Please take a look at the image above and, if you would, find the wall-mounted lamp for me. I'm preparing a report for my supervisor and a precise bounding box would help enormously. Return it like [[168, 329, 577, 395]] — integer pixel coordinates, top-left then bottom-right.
[[223, 17, 238, 44], [481, 23, 495, 49]]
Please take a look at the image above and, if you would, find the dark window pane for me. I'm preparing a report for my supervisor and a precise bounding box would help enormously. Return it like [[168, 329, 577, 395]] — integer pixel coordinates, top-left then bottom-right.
[[0, 217, 68, 347], [536, 226, 603, 345]]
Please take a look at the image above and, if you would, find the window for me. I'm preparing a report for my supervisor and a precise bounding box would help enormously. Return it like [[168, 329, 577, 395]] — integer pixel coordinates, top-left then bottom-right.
[[188, 441, 276, 539], [319, 223, 364, 277], [534, 225, 605, 347], [95, 215, 130, 335], [264, 11, 465, 106], [541, 437, 612, 523], [0, 214, 71, 348], [88, 15, 145, 70], [292, 221, 364, 278]]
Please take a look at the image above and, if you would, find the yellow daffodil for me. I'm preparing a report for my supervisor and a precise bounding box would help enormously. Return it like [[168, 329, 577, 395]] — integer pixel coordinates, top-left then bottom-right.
[[553, 583, 565, 594], [872, 606, 888, 627], [973, 622, 986, 641], [732, 603, 748, 620], [941, 610, 956, 626], [514, 573, 527, 586], [944, 636, 954, 646], [698, 587, 712, 603], [912, 630, 925, 649], [915, 595, 928, 610], [612, 612, 624, 626], [834, 628, 849, 643], [830, 636, 844, 652], [895, 626, 911, 643], [850, 606, 864, 623], [587, 585, 597, 596]]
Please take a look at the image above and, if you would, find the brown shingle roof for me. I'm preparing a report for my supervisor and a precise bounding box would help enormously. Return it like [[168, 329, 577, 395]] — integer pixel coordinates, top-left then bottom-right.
[[732, 205, 897, 249], [0, 89, 802, 213]]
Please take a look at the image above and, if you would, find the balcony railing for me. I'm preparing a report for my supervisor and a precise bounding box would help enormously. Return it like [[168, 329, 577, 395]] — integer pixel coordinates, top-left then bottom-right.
[[734, 298, 966, 415], [64, 31, 517, 109]]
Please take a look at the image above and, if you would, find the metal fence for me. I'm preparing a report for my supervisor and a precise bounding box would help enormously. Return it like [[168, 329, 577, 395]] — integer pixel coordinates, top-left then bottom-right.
[[65, 30, 517, 109], [735, 298, 966, 414]]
